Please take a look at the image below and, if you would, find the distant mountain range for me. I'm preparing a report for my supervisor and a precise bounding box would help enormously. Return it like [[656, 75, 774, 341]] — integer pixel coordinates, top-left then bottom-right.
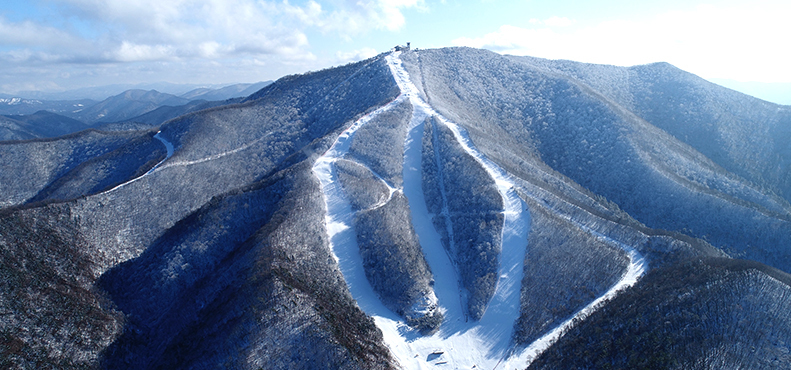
[[0, 81, 271, 101], [0, 81, 271, 140], [1, 48, 789, 369]]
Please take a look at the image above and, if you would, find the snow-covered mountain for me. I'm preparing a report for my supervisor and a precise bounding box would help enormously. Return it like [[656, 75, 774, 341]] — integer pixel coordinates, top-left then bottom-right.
[[179, 81, 273, 101], [0, 83, 274, 137], [1, 47, 790, 369]]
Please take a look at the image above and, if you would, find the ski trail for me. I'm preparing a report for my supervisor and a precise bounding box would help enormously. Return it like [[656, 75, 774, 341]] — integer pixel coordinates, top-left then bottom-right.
[[103, 131, 174, 194], [312, 50, 647, 369], [385, 51, 532, 369], [386, 50, 647, 368], [342, 159, 399, 212]]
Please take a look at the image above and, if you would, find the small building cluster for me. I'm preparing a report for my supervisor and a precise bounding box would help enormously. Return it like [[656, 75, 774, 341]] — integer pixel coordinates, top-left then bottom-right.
[[394, 42, 411, 51]]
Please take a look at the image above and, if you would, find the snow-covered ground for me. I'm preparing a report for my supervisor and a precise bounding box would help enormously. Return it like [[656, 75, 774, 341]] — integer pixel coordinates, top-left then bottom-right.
[[518, 225, 646, 364], [383, 51, 532, 369], [148, 131, 174, 173], [313, 51, 647, 369], [103, 131, 174, 193]]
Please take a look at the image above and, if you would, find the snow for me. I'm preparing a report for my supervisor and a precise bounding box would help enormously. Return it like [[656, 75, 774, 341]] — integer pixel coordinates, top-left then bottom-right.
[[385, 51, 531, 370], [312, 51, 648, 369], [520, 243, 646, 364], [148, 131, 174, 173], [103, 131, 174, 193], [158, 132, 271, 170], [311, 93, 415, 315]]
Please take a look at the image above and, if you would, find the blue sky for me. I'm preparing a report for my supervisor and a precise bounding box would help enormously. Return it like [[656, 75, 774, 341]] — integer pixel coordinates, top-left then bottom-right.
[[2, 0, 790, 101]]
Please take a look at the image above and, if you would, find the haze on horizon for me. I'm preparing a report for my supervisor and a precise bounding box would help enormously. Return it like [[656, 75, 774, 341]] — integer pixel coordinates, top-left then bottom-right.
[[1, 0, 790, 104]]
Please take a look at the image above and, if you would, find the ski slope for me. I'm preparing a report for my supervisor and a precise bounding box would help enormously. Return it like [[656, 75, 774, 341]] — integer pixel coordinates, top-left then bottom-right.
[[313, 51, 647, 369]]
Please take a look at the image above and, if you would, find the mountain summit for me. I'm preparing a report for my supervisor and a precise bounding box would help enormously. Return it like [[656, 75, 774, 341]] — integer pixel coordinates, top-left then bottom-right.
[[1, 47, 790, 369]]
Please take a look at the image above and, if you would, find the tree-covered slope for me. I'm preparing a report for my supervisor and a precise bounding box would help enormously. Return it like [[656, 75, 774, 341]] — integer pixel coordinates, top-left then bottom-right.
[[408, 47, 791, 274], [1, 47, 789, 370], [528, 257, 791, 369], [512, 55, 791, 203], [0, 54, 399, 369]]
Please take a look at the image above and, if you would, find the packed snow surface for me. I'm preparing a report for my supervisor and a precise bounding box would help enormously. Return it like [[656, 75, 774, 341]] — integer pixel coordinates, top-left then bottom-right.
[[313, 51, 646, 369]]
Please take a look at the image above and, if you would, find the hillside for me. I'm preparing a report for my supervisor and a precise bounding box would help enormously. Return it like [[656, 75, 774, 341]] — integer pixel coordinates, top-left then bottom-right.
[[3, 111, 89, 139], [1, 47, 789, 369]]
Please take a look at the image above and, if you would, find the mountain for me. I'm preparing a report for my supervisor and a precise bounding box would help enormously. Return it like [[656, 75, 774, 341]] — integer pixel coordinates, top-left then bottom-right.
[[179, 81, 273, 101], [73, 89, 191, 124], [1, 47, 789, 369], [11, 82, 221, 101], [0, 97, 97, 116], [2, 111, 90, 139], [0, 83, 274, 136], [98, 83, 275, 129]]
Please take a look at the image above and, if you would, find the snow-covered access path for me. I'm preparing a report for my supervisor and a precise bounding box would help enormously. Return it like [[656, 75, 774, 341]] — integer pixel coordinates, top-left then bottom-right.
[[103, 131, 174, 193], [313, 51, 647, 369]]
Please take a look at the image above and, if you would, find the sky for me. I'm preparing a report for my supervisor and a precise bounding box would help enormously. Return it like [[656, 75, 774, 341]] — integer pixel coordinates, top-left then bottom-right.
[[2, 0, 790, 101]]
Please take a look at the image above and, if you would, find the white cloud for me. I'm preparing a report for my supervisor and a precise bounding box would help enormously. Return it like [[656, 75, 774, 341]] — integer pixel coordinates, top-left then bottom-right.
[[110, 42, 175, 62], [302, 0, 425, 35], [529, 16, 575, 28], [0, 1, 316, 67], [0, 0, 423, 66], [0, 18, 75, 48], [453, 3, 791, 83], [57, 0, 311, 58], [2, 0, 405, 93], [335, 47, 379, 63]]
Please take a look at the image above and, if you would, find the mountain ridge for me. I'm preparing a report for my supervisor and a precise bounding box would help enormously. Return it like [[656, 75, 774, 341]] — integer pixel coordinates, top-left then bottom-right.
[[1, 47, 789, 369]]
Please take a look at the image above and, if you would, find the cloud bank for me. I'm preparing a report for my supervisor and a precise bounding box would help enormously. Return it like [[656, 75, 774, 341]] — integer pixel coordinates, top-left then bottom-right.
[[0, 0, 423, 93], [453, 4, 791, 83]]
